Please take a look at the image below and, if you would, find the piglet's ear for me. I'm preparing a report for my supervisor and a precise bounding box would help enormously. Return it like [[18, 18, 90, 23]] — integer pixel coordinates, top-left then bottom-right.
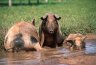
[[41, 15, 48, 20], [54, 14, 61, 20], [82, 36, 86, 41], [32, 19, 35, 26]]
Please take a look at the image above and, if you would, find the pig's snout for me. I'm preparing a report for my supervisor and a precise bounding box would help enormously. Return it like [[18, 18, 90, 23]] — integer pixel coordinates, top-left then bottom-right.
[[34, 42, 42, 51], [49, 30, 54, 34]]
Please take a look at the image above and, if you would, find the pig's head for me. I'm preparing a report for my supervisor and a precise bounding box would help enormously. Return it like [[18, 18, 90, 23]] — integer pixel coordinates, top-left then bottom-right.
[[41, 13, 61, 34], [4, 19, 42, 52], [74, 36, 86, 49]]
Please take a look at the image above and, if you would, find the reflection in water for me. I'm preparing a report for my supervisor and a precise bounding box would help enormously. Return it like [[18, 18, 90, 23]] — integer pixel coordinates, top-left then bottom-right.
[[85, 39, 96, 54], [0, 52, 41, 65], [0, 39, 96, 65]]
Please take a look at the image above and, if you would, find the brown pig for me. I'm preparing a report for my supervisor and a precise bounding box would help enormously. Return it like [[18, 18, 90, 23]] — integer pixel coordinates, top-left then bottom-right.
[[63, 33, 86, 50], [4, 19, 42, 52], [39, 13, 64, 48]]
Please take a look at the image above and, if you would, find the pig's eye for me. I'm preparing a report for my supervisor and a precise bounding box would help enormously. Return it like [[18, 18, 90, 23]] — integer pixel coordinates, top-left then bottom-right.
[[30, 36, 38, 43]]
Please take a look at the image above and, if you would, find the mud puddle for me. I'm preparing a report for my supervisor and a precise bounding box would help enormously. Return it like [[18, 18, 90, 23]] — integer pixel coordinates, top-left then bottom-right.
[[0, 39, 96, 65]]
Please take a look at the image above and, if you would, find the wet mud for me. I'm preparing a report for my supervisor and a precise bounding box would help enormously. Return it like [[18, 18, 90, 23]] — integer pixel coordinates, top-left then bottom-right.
[[0, 35, 96, 65]]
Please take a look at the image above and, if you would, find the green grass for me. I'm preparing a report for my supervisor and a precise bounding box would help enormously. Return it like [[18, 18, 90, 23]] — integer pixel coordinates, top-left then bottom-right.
[[0, 0, 96, 49]]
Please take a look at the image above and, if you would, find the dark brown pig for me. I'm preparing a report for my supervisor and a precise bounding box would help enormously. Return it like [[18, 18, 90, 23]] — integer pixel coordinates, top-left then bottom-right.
[[4, 19, 42, 52], [63, 33, 86, 50], [39, 13, 64, 48]]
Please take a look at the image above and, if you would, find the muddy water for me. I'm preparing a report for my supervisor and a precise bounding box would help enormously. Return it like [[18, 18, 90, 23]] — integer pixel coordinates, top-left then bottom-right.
[[0, 39, 96, 65]]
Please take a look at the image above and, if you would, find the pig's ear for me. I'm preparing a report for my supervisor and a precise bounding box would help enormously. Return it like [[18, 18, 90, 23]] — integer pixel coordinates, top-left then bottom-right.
[[41, 15, 48, 20], [32, 19, 35, 26], [54, 14, 61, 20], [82, 36, 86, 41]]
